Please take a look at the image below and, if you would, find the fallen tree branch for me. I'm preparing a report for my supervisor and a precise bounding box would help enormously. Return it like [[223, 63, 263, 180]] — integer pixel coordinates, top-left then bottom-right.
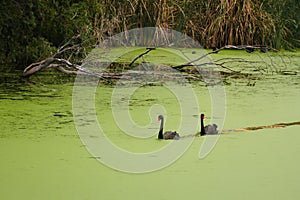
[[173, 45, 281, 76], [23, 43, 283, 81], [213, 44, 279, 53], [128, 47, 156, 67], [23, 34, 96, 77], [24, 57, 76, 77]]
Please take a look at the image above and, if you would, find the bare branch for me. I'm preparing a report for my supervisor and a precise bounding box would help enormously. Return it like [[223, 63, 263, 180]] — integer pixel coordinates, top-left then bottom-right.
[[23, 43, 285, 82], [129, 47, 156, 67], [173, 45, 282, 77]]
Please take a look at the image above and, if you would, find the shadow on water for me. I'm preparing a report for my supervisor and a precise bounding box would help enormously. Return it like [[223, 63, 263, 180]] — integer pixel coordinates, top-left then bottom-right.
[[0, 70, 75, 100]]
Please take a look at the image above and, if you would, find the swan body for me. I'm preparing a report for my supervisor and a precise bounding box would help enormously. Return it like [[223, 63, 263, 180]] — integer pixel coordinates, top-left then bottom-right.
[[200, 114, 218, 136], [161, 131, 180, 140], [158, 115, 180, 140]]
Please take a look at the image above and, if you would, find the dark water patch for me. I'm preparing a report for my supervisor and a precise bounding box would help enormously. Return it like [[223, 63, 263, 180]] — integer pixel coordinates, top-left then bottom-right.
[[129, 97, 158, 107], [279, 70, 298, 75], [53, 111, 73, 118], [59, 120, 73, 124], [0, 96, 25, 100], [25, 69, 76, 85], [0, 93, 63, 101], [22, 93, 62, 98]]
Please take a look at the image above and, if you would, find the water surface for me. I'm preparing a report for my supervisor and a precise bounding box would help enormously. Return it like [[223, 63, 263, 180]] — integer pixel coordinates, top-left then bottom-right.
[[1, 52, 300, 199]]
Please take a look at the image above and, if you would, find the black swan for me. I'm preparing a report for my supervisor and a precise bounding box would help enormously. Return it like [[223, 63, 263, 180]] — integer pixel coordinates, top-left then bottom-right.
[[200, 114, 218, 136], [158, 115, 180, 140]]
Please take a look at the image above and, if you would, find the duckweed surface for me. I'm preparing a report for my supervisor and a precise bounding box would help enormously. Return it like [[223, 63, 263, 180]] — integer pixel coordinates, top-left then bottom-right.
[[1, 51, 300, 200]]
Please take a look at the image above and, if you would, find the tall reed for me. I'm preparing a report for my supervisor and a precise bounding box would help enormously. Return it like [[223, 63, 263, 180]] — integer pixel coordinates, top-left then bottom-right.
[[92, 0, 290, 48]]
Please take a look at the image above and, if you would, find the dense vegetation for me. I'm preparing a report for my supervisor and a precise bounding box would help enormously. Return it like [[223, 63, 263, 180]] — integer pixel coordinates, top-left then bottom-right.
[[0, 0, 299, 70]]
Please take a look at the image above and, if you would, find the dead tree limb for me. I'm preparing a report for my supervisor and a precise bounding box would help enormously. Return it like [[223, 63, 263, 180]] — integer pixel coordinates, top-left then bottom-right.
[[214, 44, 279, 53], [23, 34, 97, 78], [23, 43, 282, 81], [23, 57, 80, 76], [128, 47, 156, 67], [173, 45, 281, 76]]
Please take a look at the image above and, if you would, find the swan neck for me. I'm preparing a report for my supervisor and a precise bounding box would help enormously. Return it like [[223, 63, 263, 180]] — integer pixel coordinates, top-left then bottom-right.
[[158, 118, 164, 139], [200, 117, 205, 135]]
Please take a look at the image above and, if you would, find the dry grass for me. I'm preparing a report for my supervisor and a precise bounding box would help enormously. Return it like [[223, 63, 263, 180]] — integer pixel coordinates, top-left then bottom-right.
[[92, 0, 284, 48]]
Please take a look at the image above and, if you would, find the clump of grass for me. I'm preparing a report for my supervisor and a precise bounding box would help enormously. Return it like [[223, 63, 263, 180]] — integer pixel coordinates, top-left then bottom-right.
[[92, 0, 287, 49]]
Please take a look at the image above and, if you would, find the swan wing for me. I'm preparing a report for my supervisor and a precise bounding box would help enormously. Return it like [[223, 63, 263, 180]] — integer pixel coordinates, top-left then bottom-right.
[[205, 124, 218, 134], [163, 131, 180, 140]]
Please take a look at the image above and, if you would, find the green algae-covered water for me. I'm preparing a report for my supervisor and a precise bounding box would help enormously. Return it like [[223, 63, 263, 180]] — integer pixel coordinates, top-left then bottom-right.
[[1, 51, 300, 200]]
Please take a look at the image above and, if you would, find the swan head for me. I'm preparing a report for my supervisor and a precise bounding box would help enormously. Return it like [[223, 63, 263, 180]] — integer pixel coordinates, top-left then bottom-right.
[[200, 114, 205, 120], [158, 115, 164, 121]]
